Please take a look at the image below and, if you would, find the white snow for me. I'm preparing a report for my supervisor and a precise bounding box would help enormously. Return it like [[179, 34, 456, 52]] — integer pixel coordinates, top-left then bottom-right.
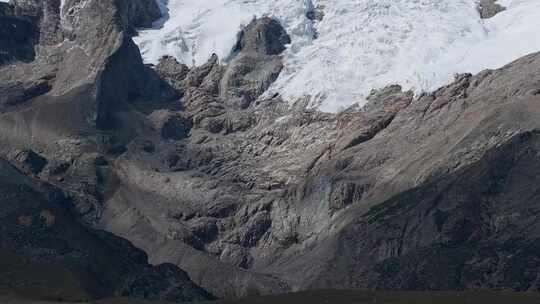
[[133, 0, 313, 66], [134, 0, 540, 112]]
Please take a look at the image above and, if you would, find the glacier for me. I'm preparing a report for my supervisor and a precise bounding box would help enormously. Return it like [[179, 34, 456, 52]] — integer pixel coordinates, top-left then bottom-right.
[[133, 0, 540, 111]]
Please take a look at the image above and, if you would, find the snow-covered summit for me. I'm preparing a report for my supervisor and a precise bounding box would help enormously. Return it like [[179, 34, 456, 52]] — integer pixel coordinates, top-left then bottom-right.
[[134, 0, 540, 112]]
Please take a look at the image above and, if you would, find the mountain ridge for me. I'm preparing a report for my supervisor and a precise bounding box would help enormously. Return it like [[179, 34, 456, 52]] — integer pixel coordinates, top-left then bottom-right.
[[1, 0, 540, 302]]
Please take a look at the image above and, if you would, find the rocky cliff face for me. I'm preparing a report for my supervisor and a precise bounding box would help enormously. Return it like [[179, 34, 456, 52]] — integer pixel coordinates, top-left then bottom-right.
[[1, 0, 540, 301], [0, 0, 206, 301]]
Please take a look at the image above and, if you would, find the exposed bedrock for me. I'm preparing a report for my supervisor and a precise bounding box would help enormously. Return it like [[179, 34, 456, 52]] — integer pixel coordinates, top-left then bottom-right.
[[116, 0, 161, 35], [2, 0, 540, 300], [0, 0, 174, 147], [96, 51, 540, 297], [332, 130, 540, 290], [478, 0, 506, 19], [222, 17, 292, 109], [0, 1, 38, 65], [0, 159, 213, 302]]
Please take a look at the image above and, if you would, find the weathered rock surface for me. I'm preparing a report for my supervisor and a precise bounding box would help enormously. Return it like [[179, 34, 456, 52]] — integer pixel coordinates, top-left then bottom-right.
[[344, 131, 540, 290], [11, 149, 48, 175], [222, 17, 291, 109], [98, 51, 540, 297], [0, 0, 211, 302], [0, 0, 175, 142], [0, 2, 38, 65], [231, 17, 291, 57], [2, 0, 540, 301], [0, 159, 212, 302], [478, 0, 506, 19], [117, 0, 161, 35]]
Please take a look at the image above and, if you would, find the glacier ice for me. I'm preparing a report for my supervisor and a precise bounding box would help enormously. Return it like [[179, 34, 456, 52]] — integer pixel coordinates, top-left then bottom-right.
[[131, 0, 540, 111]]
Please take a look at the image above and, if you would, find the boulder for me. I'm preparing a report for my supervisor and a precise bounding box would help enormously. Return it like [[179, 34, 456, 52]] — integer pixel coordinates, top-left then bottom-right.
[[478, 0, 506, 19]]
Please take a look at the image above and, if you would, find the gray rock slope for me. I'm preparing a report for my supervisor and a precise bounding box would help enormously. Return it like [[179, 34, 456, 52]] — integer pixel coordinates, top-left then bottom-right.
[[0, 159, 212, 302], [2, 0, 540, 300]]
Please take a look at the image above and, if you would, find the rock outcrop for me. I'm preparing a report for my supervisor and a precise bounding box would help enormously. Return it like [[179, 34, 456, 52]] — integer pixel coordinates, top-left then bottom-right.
[[222, 17, 291, 109], [96, 51, 540, 297], [0, 0, 210, 302], [116, 0, 161, 35], [0, 159, 212, 302], [0, 1, 38, 65], [0, 0, 175, 143], [2, 0, 540, 301], [478, 0, 506, 19]]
